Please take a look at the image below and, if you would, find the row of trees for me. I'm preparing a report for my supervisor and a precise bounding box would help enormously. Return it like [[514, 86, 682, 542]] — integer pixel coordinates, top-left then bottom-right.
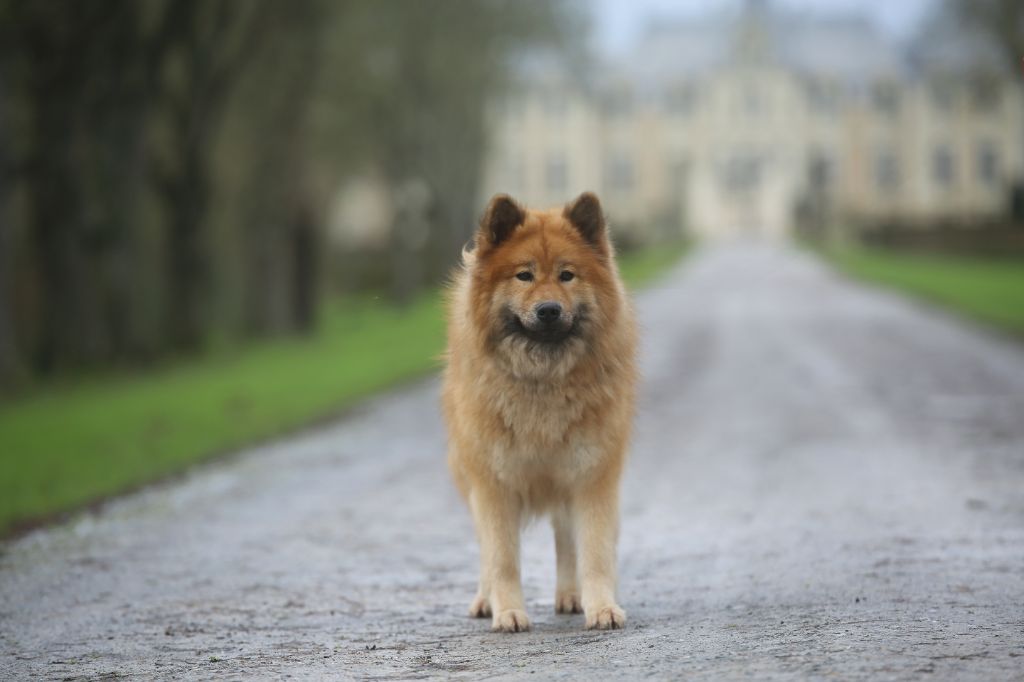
[[0, 0, 579, 388]]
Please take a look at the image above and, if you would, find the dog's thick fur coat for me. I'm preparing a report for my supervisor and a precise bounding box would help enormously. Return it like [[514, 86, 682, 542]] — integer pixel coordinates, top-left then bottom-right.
[[442, 192, 637, 632]]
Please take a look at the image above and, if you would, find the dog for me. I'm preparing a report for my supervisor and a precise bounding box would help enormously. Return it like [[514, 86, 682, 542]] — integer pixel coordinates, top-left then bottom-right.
[[442, 191, 637, 632]]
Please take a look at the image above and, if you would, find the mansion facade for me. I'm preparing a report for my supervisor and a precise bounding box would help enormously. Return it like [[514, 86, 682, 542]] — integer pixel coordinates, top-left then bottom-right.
[[480, 1, 1024, 241]]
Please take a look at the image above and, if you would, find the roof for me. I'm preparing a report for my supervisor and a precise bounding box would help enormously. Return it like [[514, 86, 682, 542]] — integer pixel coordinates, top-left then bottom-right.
[[620, 3, 907, 93], [509, 1, 1011, 100]]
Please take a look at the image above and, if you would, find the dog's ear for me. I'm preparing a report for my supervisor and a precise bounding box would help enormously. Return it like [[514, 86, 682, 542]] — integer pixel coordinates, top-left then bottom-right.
[[563, 192, 607, 248], [478, 194, 525, 247]]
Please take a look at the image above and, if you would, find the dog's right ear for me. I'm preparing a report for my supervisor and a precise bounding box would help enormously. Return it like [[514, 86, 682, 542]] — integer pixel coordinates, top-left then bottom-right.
[[563, 192, 607, 248], [477, 194, 525, 247]]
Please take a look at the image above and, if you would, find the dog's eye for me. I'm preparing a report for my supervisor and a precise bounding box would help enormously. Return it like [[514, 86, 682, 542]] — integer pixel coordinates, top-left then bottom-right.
[[516, 271, 533, 282], [559, 271, 575, 282]]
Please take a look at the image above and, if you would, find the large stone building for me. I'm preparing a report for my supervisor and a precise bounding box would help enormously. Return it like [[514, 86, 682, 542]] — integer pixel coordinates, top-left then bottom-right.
[[480, 0, 1024, 241]]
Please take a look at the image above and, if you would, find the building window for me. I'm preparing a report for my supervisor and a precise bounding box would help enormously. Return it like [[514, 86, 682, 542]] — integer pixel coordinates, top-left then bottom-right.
[[545, 153, 568, 193], [976, 141, 999, 188], [808, 151, 835, 191], [605, 153, 634, 193], [875, 151, 900, 193], [930, 79, 956, 114], [722, 154, 760, 193], [500, 96, 527, 130], [807, 79, 840, 115], [504, 154, 525, 193], [743, 86, 762, 116], [970, 77, 1001, 113], [665, 84, 696, 117], [666, 156, 689, 191], [604, 92, 633, 119], [932, 146, 955, 188], [872, 82, 900, 117], [543, 93, 569, 120]]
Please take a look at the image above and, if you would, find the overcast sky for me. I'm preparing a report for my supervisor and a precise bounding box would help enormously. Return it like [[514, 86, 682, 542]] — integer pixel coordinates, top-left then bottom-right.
[[593, 0, 937, 55]]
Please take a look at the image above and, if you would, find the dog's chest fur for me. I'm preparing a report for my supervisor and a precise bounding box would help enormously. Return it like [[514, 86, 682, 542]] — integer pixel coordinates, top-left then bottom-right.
[[480, 366, 610, 493]]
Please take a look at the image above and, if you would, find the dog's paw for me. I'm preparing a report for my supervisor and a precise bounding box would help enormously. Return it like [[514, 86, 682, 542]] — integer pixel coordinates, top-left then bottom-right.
[[586, 604, 626, 630], [468, 594, 492, 618], [555, 590, 582, 614], [492, 609, 530, 633]]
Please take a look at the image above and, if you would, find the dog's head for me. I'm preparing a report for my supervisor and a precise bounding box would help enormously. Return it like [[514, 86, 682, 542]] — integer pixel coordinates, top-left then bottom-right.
[[467, 192, 621, 380]]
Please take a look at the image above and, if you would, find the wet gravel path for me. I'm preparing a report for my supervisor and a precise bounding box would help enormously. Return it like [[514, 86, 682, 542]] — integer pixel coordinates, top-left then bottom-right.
[[2, 243, 1023, 680]]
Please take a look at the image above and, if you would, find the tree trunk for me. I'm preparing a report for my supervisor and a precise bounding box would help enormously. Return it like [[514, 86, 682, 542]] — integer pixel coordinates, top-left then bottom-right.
[[26, 81, 85, 373], [164, 142, 210, 351], [0, 135, 17, 386], [290, 204, 317, 333], [240, 2, 321, 336], [0, 74, 21, 387], [158, 0, 271, 350]]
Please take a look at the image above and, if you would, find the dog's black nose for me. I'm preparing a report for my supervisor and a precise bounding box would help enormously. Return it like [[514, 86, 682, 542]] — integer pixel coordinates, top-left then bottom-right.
[[535, 301, 563, 324]]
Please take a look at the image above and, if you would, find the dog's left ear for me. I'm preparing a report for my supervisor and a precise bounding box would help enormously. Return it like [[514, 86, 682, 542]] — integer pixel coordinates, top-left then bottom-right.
[[478, 194, 525, 247], [564, 192, 607, 249]]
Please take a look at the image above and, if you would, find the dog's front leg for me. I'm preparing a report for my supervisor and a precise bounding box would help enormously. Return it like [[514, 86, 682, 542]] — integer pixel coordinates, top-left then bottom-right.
[[576, 477, 626, 630], [552, 508, 581, 614], [470, 483, 529, 632]]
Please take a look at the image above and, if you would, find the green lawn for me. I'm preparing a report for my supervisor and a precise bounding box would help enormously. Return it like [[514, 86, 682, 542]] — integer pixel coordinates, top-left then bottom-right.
[[0, 243, 688, 535], [822, 247, 1024, 334], [617, 241, 690, 287]]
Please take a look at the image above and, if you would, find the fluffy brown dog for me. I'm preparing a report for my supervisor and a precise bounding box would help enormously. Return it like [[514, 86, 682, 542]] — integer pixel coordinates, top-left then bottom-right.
[[442, 192, 637, 632]]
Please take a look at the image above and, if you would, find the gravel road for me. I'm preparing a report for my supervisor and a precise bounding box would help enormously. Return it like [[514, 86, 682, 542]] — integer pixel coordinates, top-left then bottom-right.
[[2, 243, 1023, 680]]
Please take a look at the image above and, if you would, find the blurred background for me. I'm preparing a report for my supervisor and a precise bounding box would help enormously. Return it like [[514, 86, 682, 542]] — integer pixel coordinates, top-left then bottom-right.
[[0, 0, 1022, 534]]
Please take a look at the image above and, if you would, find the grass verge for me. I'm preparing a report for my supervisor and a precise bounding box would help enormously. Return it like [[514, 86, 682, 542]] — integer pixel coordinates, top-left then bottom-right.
[[0, 242, 689, 536], [820, 246, 1024, 335], [617, 241, 690, 288]]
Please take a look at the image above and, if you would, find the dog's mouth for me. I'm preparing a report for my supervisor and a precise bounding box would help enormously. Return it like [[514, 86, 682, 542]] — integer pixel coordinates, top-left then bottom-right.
[[515, 316, 575, 344], [501, 308, 584, 345]]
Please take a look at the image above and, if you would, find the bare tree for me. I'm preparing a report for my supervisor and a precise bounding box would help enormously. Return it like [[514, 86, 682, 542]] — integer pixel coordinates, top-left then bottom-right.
[[0, 0, 213, 371], [0, 72, 18, 387], [235, 0, 324, 336], [0, 0, 583, 380], [150, 0, 271, 350], [952, 0, 1024, 72], [317, 0, 579, 303]]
